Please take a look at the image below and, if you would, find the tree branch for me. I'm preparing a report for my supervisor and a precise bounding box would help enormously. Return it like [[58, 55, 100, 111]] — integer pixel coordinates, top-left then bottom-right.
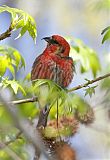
[[0, 73, 110, 106], [11, 96, 38, 105], [68, 72, 110, 92], [0, 96, 38, 106], [0, 23, 13, 41]]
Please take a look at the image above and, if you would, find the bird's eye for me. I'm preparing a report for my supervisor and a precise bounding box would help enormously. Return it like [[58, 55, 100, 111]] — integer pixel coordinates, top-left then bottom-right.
[[51, 39, 59, 45]]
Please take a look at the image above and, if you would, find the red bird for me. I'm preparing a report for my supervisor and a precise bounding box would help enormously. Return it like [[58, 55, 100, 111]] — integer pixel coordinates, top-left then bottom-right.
[[31, 35, 74, 127], [31, 35, 74, 88]]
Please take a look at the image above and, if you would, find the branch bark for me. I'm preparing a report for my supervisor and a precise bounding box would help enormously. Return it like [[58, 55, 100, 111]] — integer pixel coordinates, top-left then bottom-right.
[[68, 72, 110, 92], [0, 23, 13, 41], [11, 96, 38, 105], [0, 96, 38, 106]]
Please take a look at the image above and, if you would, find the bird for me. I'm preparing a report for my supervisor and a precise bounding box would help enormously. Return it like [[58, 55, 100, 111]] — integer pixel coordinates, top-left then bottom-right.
[[31, 35, 74, 127]]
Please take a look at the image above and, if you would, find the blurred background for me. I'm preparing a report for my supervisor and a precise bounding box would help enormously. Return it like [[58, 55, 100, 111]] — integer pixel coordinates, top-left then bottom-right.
[[0, 0, 110, 159]]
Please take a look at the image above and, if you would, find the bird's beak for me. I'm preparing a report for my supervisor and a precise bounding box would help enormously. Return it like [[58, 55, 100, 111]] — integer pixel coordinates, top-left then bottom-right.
[[42, 37, 52, 43]]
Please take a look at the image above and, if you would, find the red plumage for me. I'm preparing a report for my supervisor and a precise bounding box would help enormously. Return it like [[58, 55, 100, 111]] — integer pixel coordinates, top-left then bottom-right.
[[31, 35, 74, 88]]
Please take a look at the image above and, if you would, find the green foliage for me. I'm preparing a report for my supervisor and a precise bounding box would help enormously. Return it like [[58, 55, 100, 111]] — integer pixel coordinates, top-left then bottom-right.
[[0, 77, 26, 95], [32, 79, 94, 117], [9, 139, 27, 160], [66, 37, 101, 77], [101, 26, 110, 44], [0, 105, 12, 125], [0, 5, 37, 42], [32, 79, 73, 111], [85, 85, 97, 97], [101, 77, 110, 89], [93, 0, 110, 11], [24, 73, 31, 82], [19, 102, 38, 118], [0, 139, 27, 160], [0, 45, 25, 77], [69, 94, 90, 114]]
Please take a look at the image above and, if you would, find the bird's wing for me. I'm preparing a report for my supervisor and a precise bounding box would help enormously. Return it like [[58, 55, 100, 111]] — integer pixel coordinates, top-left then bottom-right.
[[56, 57, 74, 87], [31, 54, 57, 81]]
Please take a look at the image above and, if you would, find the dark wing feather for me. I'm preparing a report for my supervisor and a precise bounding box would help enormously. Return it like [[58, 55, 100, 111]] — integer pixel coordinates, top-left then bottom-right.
[[31, 55, 57, 81], [31, 55, 42, 80]]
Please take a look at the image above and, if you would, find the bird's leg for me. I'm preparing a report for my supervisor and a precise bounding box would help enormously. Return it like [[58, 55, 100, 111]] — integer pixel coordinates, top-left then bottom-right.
[[37, 105, 50, 128]]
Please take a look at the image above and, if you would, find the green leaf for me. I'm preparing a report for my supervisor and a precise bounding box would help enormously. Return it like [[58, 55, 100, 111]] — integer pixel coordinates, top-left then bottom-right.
[[0, 56, 7, 76], [101, 26, 110, 35], [15, 26, 27, 39], [85, 85, 97, 97], [13, 51, 21, 69], [0, 45, 25, 77], [102, 27, 110, 44], [17, 83, 26, 95], [24, 73, 31, 82], [66, 37, 101, 77], [10, 81, 19, 94], [8, 65, 15, 77], [0, 5, 37, 42], [19, 103, 38, 118], [32, 79, 77, 122], [0, 78, 26, 95], [93, 0, 110, 11]]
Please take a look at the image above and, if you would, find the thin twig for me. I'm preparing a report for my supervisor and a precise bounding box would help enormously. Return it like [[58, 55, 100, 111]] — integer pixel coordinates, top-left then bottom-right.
[[0, 96, 38, 106], [10, 96, 38, 105], [68, 72, 110, 92], [0, 23, 13, 41]]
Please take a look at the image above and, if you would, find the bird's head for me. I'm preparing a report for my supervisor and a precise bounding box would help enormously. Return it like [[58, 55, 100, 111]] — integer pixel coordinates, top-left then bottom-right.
[[43, 35, 70, 57]]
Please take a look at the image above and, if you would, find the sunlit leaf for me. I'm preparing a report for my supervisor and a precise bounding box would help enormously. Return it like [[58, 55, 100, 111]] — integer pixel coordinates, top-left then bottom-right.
[[66, 37, 101, 77], [0, 45, 25, 77], [0, 78, 26, 95], [8, 65, 15, 77], [85, 85, 97, 97], [0, 56, 7, 76], [10, 81, 19, 94], [0, 5, 37, 42], [19, 103, 38, 118], [93, 0, 110, 11], [101, 26, 110, 44], [24, 73, 31, 82]]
